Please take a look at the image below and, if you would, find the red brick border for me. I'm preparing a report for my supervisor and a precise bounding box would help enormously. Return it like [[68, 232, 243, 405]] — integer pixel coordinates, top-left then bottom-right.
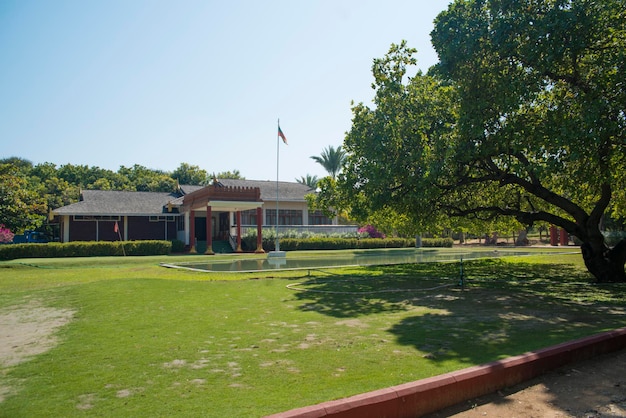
[[266, 327, 626, 418]]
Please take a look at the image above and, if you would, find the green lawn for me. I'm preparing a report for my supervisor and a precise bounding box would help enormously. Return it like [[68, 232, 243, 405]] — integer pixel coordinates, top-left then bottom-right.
[[1, 248, 625, 417]]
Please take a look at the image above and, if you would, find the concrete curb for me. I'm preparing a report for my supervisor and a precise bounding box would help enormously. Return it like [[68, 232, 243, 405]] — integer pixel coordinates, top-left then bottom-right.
[[265, 327, 626, 418]]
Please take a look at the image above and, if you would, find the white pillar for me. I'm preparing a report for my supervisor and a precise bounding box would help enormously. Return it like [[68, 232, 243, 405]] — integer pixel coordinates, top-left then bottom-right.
[[63, 215, 70, 243]]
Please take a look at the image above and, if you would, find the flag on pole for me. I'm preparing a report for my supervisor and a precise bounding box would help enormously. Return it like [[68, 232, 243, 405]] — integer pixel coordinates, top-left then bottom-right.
[[278, 125, 287, 144], [114, 221, 119, 233]]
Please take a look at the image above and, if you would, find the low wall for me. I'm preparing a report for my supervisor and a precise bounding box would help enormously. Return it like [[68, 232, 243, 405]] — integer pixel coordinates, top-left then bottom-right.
[[266, 327, 626, 418]]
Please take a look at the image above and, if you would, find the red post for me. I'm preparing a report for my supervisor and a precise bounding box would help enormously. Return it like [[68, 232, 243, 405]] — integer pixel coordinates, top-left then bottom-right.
[[255, 206, 264, 253], [549, 225, 558, 246], [189, 210, 196, 253], [205, 205, 214, 255], [236, 211, 243, 253], [560, 228, 568, 246]]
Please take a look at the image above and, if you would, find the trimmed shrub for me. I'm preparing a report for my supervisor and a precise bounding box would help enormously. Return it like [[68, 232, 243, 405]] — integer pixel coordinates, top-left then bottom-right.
[[170, 239, 186, 253], [231, 226, 457, 253], [247, 237, 453, 252], [357, 225, 386, 238], [422, 237, 454, 248], [0, 240, 172, 261], [0, 224, 14, 244]]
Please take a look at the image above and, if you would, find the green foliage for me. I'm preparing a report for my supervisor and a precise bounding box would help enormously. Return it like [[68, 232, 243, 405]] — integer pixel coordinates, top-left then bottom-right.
[[0, 161, 48, 232], [310, 145, 346, 179], [279, 237, 415, 251], [295, 174, 319, 188], [0, 240, 172, 260], [0, 224, 14, 243], [428, 0, 626, 224], [118, 164, 176, 192], [421, 237, 454, 248], [242, 236, 451, 252], [170, 239, 186, 253], [171, 162, 210, 185], [241, 227, 452, 252], [0, 157, 223, 235], [1, 251, 623, 416], [214, 169, 245, 179], [604, 232, 626, 248], [339, 3, 626, 281], [339, 41, 459, 233], [306, 176, 339, 219]]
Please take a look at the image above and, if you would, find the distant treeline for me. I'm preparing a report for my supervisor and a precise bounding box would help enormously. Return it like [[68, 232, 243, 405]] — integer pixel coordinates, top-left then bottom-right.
[[0, 157, 242, 233]]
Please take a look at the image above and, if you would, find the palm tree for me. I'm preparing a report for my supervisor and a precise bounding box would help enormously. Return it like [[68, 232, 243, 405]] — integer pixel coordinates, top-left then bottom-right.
[[295, 174, 319, 188], [310, 145, 346, 179]]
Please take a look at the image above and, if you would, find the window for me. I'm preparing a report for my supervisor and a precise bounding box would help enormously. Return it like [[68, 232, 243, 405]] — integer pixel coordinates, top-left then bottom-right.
[[149, 215, 175, 222], [308, 210, 333, 225], [240, 209, 257, 225], [266, 209, 303, 226], [74, 215, 120, 221]]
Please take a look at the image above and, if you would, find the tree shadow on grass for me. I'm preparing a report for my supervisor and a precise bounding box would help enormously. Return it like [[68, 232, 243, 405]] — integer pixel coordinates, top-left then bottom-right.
[[291, 259, 626, 365]]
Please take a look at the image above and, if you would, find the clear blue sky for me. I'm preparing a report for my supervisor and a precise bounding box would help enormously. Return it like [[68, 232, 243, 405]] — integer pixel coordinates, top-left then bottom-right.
[[1, 0, 452, 182]]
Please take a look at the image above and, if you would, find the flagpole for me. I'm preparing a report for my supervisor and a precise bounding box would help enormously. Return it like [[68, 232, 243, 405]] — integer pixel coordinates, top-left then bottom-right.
[[275, 118, 280, 252]]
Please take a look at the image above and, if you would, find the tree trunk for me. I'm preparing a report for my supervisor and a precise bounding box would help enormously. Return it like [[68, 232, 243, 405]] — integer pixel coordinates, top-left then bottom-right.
[[581, 238, 626, 283]]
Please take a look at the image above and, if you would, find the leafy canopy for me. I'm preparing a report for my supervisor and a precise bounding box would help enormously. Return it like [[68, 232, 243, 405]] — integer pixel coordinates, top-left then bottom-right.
[[335, 1, 625, 242], [311, 145, 347, 180]]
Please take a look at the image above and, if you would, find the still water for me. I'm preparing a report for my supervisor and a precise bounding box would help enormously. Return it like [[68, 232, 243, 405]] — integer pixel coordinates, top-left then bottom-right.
[[162, 248, 572, 273]]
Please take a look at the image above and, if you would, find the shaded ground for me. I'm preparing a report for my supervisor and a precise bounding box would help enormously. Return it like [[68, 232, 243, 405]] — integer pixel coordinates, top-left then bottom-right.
[[426, 349, 626, 418]]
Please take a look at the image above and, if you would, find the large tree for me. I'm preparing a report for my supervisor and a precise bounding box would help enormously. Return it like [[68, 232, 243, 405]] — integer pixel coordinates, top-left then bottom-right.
[[0, 161, 47, 232], [339, 0, 626, 282], [215, 170, 245, 180], [118, 164, 176, 192], [171, 163, 210, 185]]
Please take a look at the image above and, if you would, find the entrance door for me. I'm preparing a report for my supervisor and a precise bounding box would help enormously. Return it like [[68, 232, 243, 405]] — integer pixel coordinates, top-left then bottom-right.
[[194, 217, 207, 240], [218, 212, 229, 240]]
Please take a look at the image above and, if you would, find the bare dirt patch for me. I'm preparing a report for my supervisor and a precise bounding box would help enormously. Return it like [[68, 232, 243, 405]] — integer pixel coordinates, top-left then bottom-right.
[[0, 299, 75, 402], [426, 349, 626, 417]]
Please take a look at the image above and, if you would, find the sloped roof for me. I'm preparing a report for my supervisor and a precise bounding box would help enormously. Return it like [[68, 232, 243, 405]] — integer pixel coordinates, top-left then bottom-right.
[[215, 179, 315, 202], [179, 184, 204, 195], [52, 190, 180, 216], [52, 180, 316, 215]]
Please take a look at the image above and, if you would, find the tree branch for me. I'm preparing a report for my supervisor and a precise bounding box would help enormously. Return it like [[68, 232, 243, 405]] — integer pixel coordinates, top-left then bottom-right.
[[443, 203, 580, 234], [453, 156, 589, 223]]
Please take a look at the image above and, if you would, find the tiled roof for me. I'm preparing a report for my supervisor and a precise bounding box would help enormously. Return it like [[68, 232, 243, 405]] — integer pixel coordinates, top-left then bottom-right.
[[215, 179, 315, 201], [179, 184, 204, 195], [52, 190, 180, 216], [52, 180, 316, 215]]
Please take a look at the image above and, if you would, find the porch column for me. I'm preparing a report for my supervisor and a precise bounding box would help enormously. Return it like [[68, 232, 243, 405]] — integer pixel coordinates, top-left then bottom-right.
[[235, 210, 243, 253], [255, 206, 264, 253], [205, 205, 214, 255], [189, 210, 196, 253], [62, 215, 70, 243]]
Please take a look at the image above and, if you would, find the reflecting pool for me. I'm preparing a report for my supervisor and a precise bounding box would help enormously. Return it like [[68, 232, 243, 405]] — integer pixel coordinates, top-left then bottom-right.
[[161, 247, 576, 273]]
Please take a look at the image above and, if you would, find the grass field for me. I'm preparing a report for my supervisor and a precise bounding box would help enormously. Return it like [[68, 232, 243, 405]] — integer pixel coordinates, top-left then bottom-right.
[[1, 248, 625, 417]]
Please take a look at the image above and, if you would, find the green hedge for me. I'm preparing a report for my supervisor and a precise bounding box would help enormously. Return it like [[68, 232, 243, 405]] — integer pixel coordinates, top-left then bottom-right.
[[0, 237, 455, 260], [0, 240, 172, 261], [242, 236, 453, 252], [420, 237, 454, 248]]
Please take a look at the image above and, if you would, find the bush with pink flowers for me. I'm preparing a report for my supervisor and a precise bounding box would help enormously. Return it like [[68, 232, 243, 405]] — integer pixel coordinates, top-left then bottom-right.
[[357, 225, 386, 239], [0, 225, 15, 243]]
